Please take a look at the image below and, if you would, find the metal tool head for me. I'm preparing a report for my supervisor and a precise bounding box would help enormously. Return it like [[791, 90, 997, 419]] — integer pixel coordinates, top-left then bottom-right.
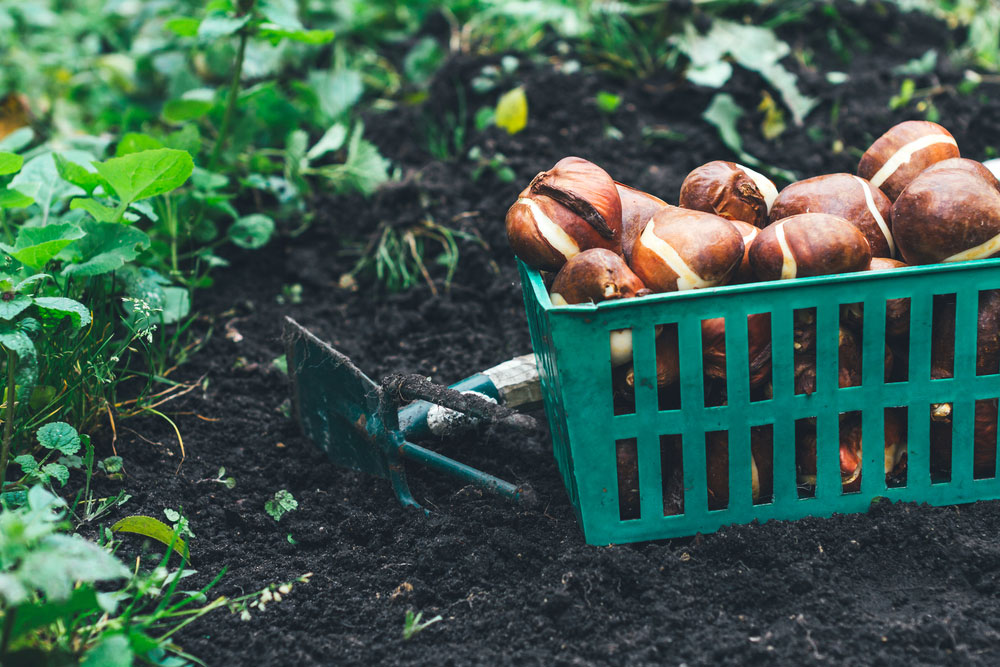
[[284, 317, 536, 510], [284, 318, 420, 510]]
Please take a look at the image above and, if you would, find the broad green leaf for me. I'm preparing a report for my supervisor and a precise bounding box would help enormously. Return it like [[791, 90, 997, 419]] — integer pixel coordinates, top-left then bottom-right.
[[0, 294, 32, 320], [159, 287, 190, 325], [110, 515, 189, 561], [92, 149, 194, 205], [9, 585, 102, 642], [10, 152, 89, 215], [306, 124, 348, 161], [42, 463, 69, 486], [674, 20, 817, 125], [197, 13, 250, 40], [54, 153, 105, 196], [163, 94, 214, 123], [0, 127, 33, 153], [100, 456, 124, 474], [33, 297, 91, 330], [115, 133, 163, 156], [61, 221, 151, 278], [37, 422, 81, 455], [70, 197, 120, 222], [264, 489, 297, 521], [164, 124, 202, 156], [0, 152, 23, 176], [0, 188, 33, 209], [14, 454, 37, 474], [82, 633, 133, 667], [228, 214, 275, 249], [495, 87, 528, 134], [261, 26, 334, 44], [0, 323, 36, 363], [165, 16, 200, 37], [17, 533, 130, 601], [309, 69, 363, 122], [596, 92, 622, 114], [312, 123, 390, 197], [0, 223, 85, 270]]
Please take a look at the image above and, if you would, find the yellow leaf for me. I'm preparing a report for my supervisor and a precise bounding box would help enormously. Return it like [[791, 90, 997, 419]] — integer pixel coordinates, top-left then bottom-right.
[[495, 87, 528, 135], [111, 515, 190, 561]]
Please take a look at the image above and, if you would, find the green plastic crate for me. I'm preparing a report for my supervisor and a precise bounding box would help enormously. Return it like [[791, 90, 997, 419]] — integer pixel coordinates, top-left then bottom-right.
[[518, 258, 1000, 545]]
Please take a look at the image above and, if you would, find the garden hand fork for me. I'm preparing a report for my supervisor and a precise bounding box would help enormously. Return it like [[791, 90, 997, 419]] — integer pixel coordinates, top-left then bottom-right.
[[283, 317, 542, 509]]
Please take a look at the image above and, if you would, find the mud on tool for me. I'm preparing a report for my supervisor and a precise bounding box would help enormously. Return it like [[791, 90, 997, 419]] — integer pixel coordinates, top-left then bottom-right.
[[283, 317, 542, 509]]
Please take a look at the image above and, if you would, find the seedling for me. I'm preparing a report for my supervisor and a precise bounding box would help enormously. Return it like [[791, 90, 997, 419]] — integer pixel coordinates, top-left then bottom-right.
[[199, 466, 237, 490], [402, 610, 443, 640], [264, 489, 298, 522]]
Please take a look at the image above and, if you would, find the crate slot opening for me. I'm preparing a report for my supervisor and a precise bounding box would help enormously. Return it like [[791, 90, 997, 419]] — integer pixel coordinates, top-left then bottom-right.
[[661, 434, 684, 517], [616, 438, 640, 521]]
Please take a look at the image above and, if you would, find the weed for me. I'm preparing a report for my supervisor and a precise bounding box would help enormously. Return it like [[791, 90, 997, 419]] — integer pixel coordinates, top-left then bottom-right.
[[403, 609, 443, 640], [264, 489, 298, 522]]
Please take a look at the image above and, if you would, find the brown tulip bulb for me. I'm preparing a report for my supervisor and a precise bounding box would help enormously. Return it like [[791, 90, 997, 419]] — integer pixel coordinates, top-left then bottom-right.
[[550, 249, 651, 367], [729, 220, 759, 284], [794, 418, 863, 489], [858, 120, 960, 201], [616, 182, 668, 265], [679, 161, 777, 228], [919, 157, 1000, 192], [930, 399, 999, 480], [838, 409, 910, 494], [891, 166, 1000, 264], [624, 324, 680, 392], [630, 207, 744, 292], [769, 173, 895, 258], [506, 157, 622, 271], [549, 249, 649, 305], [700, 313, 772, 388], [749, 213, 872, 281]]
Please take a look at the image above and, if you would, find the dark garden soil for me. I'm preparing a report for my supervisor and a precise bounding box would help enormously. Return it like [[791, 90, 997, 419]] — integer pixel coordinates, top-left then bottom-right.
[[91, 3, 1000, 665]]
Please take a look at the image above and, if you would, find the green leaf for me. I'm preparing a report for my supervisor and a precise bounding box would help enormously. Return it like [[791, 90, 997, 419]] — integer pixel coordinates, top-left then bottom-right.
[[197, 13, 250, 40], [165, 16, 200, 37], [11, 152, 88, 213], [42, 463, 69, 486], [495, 87, 528, 134], [81, 632, 133, 667], [0, 127, 33, 153], [702, 93, 796, 183], [0, 152, 23, 176], [110, 515, 189, 561], [115, 133, 164, 157], [306, 124, 348, 161], [18, 534, 130, 601], [312, 124, 390, 197], [14, 454, 37, 474], [92, 149, 194, 206], [9, 586, 103, 642], [404, 37, 445, 86], [70, 197, 119, 222], [0, 223, 83, 270], [228, 214, 275, 249], [0, 323, 36, 366], [309, 69, 363, 122], [37, 422, 81, 455], [164, 124, 203, 156], [163, 96, 214, 124], [33, 297, 91, 330], [0, 294, 32, 320], [61, 221, 151, 278], [0, 188, 34, 209], [100, 456, 124, 474], [54, 153, 105, 196], [596, 91, 621, 114], [264, 489, 297, 522], [120, 267, 189, 326]]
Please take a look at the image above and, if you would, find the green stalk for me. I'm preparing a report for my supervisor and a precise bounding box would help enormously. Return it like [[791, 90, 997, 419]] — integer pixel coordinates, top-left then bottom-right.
[[208, 12, 252, 171], [0, 345, 16, 492]]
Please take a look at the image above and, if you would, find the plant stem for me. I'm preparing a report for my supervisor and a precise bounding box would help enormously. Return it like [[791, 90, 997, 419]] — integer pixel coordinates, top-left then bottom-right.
[[209, 16, 251, 171], [0, 345, 16, 492]]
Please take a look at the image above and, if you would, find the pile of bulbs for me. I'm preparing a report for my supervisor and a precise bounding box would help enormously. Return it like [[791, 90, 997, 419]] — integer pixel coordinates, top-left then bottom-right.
[[506, 120, 1000, 511]]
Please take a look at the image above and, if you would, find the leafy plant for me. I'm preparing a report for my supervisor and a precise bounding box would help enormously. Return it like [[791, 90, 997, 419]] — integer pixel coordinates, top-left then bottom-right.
[[264, 489, 297, 522], [0, 486, 310, 663]]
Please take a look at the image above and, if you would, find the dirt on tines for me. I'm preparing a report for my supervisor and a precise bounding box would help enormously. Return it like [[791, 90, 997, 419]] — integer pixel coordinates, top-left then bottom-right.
[[87, 3, 1000, 665]]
